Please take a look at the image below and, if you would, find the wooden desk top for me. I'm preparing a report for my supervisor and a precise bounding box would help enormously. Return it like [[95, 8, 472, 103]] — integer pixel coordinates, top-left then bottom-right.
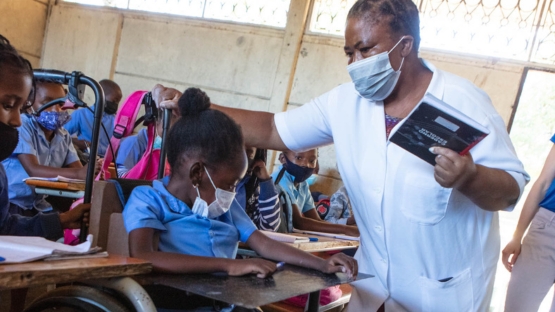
[[284, 233, 359, 252], [0, 255, 152, 290], [136, 264, 371, 309], [240, 233, 359, 254]]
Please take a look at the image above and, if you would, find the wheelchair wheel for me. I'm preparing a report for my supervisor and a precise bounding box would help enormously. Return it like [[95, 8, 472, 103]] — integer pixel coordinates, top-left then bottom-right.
[[24, 285, 131, 312]]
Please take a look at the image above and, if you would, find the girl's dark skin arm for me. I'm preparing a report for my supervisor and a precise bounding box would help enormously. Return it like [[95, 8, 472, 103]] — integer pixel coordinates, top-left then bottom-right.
[[247, 230, 357, 276], [129, 228, 358, 278], [129, 228, 278, 277], [18, 155, 101, 179]]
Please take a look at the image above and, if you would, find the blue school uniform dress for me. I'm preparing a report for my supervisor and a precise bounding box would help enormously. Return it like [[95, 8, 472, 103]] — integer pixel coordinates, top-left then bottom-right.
[[115, 128, 148, 177], [271, 166, 315, 214], [64, 105, 114, 157], [123, 178, 257, 258], [1, 114, 80, 212], [0, 163, 63, 239]]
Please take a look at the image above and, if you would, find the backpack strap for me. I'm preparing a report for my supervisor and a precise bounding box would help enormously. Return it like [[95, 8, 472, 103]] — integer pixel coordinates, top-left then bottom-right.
[[101, 90, 149, 180], [276, 185, 294, 233]]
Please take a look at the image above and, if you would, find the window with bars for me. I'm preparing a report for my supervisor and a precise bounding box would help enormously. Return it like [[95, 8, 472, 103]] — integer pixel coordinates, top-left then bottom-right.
[[309, 0, 555, 65], [63, 0, 290, 28]]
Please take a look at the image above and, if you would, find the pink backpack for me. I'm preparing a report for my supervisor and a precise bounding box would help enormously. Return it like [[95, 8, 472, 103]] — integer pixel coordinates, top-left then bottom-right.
[[65, 90, 169, 245], [101, 90, 169, 180]]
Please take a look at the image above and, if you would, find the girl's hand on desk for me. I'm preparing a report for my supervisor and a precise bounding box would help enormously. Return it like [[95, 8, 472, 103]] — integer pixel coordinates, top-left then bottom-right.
[[319, 253, 358, 278], [59, 203, 90, 229], [227, 258, 277, 278]]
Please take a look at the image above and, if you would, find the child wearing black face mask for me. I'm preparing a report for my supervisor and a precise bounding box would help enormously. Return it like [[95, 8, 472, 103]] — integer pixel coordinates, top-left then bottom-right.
[[272, 150, 359, 237], [64, 79, 123, 158], [0, 35, 92, 312]]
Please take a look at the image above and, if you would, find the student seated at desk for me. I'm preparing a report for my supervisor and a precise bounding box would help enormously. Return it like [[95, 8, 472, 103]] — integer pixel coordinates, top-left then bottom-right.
[[275, 150, 322, 221], [115, 107, 179, 178], [0, 34, 92, 312], [235, 147, 280, 231], [1, 79, 100, 216], [0, 34, 90, 240], [273, 150, 359, 237], [64, 79, 122, 158], [123, 88, 356, 309]]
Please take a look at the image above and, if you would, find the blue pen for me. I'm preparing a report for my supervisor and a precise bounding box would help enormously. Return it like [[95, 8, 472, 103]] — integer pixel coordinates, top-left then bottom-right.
[[276, 261, 286, 271], [0, 256, 5, 262], [309, 237, 318, 242]]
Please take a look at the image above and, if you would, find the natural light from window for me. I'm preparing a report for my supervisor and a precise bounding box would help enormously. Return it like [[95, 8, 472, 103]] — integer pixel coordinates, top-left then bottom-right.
[[63, 0, 290, 28]]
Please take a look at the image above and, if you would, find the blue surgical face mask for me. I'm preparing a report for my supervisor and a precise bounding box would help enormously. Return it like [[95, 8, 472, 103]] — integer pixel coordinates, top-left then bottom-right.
[[306, 174, 317, 186], [283, 154, 315, 184], [34, 111, 71, 131], [347, 36, 406, 101]]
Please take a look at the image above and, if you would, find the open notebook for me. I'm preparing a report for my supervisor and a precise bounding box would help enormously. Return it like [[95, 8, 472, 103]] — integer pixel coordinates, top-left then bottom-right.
[[0, 234, 104, 264]]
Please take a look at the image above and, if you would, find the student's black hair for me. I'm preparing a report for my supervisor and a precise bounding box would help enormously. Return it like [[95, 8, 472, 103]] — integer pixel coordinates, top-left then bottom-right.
[[347, 0, 421, 51], [167, 87, 244, 172], [0, 34, 34, 106]]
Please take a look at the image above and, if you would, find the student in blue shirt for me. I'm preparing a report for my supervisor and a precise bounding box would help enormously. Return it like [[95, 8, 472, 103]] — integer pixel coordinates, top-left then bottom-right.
[[0, 34, 90, 239], [2, 79, 99, 215], [0, 35, 91, 312], [272, 150, 359, 237], [235, 147, 280, 231], [274, 150, 321, 220], [65, 79, 122, 157], [124, 88, 356, 308]]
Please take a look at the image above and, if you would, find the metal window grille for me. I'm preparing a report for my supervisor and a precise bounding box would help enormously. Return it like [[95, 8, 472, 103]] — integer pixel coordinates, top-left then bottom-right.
[[309, 0, 555, 65], [63, 0, 290, 28]]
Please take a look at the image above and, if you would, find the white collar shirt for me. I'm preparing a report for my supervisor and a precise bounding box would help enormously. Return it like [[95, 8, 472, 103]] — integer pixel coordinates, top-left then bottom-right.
[[274, 59, 528, 311]]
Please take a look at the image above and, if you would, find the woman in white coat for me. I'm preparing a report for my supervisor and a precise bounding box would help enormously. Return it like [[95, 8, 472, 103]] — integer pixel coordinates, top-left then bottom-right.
[[155, 0, 528, 310]]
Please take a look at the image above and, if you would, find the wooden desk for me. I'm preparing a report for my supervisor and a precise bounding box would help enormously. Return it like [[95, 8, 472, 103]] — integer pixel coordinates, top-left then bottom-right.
[[283, 233, 359, 252], [0, 255, 152, 290], [35, 187, 84, 199], [136, 264, 371, 312], [239, 233, 358, 257], [26, 179, 86, 199]]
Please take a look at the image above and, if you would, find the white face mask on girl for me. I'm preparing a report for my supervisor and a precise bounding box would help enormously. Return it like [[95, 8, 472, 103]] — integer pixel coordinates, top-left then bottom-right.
[[191, 167, 236, 218], [347, 36, 407, 101]]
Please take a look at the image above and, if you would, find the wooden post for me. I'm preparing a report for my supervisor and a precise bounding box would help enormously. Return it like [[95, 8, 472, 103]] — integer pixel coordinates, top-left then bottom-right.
[[267, 0, 312, 171]]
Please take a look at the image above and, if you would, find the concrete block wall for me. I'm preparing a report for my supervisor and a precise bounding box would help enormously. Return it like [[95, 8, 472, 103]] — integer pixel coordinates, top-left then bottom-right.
[[0, 0, 49, 67]]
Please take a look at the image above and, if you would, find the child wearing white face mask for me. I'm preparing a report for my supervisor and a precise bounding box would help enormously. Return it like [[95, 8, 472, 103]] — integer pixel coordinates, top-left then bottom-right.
[[123, 88, 357, 311]]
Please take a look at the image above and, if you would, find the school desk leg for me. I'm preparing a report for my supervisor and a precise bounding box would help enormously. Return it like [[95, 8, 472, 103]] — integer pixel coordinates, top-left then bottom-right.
[[307, 290, 320, 312]]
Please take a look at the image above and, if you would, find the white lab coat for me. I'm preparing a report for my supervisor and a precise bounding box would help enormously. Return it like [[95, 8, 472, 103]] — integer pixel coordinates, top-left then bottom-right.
[[274, 60, 528, 311]]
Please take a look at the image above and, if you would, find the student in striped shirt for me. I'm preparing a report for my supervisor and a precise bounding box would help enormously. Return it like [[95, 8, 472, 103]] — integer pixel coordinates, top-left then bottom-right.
[[235, 147, 281, 231]]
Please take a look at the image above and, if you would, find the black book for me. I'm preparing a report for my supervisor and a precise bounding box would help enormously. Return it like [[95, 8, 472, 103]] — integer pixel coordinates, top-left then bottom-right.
[[389, 93, 489, 165]]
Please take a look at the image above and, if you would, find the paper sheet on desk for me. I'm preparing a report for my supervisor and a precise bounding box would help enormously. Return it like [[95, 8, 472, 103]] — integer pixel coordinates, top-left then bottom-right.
[[292, 229, 360, 241], [0, 234, 94, 263], [260, 231, 310, 243]]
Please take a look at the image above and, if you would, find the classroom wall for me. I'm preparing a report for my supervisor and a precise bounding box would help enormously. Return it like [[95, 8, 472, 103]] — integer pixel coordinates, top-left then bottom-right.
[[0, 0, 49, 67], [41, 2, 525, 196]]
